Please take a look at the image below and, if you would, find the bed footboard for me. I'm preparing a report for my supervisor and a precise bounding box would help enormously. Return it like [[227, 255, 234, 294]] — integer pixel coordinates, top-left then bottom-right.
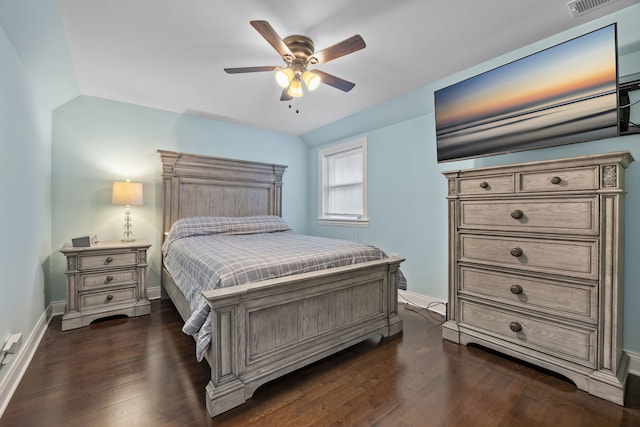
[[201, 257, 404, 417]]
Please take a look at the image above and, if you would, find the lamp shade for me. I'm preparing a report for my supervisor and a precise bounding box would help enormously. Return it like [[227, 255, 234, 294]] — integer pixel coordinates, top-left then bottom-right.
[[112, 181, 143, 206]]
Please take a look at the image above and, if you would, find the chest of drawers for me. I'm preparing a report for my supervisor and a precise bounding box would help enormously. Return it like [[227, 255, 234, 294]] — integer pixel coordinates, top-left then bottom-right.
[[442, 152, 633, 405], [60, 240, 151, 331]]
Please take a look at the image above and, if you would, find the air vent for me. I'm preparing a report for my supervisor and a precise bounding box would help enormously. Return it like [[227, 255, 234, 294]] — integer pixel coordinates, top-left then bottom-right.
[[567, 0, 618, 17]]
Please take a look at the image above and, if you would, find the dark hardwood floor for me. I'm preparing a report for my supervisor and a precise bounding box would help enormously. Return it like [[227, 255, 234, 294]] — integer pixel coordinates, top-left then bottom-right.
[[2, 300, 639, 427]]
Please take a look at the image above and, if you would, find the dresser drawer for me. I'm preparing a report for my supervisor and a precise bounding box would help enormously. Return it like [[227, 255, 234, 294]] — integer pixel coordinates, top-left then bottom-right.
[[459, 300, 596, 367], [518, 166, 598, 193], [79, 269, 137, 291], [459, 197, 598, 235], [78, 251, 138, 270], [459, 234, 598, 279], [459, 267, 597, 323], [79, 287, 138, 311], [457, 174, 514, 196]]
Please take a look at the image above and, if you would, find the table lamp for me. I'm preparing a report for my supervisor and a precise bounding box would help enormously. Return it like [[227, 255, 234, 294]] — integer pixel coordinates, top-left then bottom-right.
[[112, 180, 143, 242]]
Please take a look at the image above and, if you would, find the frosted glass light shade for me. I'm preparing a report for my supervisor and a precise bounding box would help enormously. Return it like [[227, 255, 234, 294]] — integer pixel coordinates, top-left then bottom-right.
[[275, 67, 294, 88], [302, 70, 320, 91], [288, 79, 304, 97]]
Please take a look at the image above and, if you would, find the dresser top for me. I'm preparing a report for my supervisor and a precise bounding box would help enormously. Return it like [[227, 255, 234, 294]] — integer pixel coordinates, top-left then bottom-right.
[[442, 151, 634, 178]]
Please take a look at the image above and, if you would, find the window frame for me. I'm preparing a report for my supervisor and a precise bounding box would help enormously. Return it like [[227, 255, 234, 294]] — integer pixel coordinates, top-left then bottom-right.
[[317, 137, 369, 227]]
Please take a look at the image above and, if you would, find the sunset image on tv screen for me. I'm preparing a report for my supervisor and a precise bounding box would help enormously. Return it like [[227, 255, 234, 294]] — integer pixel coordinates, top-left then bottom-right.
[[435, 24, 618, 162]]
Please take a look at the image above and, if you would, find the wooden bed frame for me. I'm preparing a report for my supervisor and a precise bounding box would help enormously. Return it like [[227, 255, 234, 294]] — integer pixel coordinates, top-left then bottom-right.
[[158, 150, 404, 417]]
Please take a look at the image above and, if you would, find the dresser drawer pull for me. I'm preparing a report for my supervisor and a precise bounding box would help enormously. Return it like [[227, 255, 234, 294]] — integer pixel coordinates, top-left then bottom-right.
[[479, 181, 489, 189], [105, 256, 114, 264], [510, 209, 524, 219], [510, 284, 523, 294], [106, 294, 114, 303], [509, 321, 523, 332], [550, 176, 562, 185], [510, 247, 524, 257], [105, 275, 114, 283]]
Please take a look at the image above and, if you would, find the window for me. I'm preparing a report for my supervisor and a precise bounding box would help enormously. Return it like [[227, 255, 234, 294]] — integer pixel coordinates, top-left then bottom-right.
[[318, 137, 368, 226]]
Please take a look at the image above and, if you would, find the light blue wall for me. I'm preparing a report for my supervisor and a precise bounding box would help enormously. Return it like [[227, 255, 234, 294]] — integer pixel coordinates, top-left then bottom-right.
[[305, 113, 466, 301], [0, 0, 79, 108], [0, 18, 52, 386], [302, 4, 640, 354], [51, 96, 308, 303]]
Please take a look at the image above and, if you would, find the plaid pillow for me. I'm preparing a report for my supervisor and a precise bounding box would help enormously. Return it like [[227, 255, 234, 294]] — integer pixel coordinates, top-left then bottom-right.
[[163, 215, 290, 254]]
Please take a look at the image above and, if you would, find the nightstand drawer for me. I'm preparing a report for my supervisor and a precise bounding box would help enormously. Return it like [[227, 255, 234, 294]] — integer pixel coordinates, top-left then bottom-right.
[[459, 267, 597, 323], [79, 287, 138, 310], [457, 174, 514, 196], [459, 234, 598, 279], [518, 166, 598, 192], [78, 251, 138, 270], [459, 197, 598, 235], [79, 269, 137, 291], [459, 300, 596, 367]]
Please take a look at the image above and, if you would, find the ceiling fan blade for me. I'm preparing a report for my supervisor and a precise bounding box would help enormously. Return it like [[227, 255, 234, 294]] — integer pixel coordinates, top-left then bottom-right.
[[312, 35, 365, 64], [250, 20, 294, 59], [312, 70, 356, 92], [280, 88, 292, 101], [224, 66, 279, 74]]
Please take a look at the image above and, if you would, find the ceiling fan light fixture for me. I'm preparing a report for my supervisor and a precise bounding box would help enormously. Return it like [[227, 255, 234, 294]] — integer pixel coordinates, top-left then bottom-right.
[[275, 67, 294, 88], [288, 78, 304, 97], [302, 70, 321, 91]]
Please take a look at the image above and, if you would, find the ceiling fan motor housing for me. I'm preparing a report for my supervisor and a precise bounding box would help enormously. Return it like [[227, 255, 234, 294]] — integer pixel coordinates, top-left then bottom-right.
[[283, 35, 315, 64]]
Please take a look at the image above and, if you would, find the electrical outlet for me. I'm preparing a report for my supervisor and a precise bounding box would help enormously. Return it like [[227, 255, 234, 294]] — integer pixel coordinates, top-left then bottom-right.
[[0, 352, 13, 367], [3, 333, 22, 354]]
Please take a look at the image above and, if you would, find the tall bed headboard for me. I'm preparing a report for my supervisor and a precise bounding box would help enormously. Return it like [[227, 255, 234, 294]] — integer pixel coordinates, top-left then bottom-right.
[[158, 150, 287, 235]]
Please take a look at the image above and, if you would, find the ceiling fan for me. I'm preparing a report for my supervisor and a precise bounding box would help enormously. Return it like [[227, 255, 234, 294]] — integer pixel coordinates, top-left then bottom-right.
[[224, 20, 366, 102]]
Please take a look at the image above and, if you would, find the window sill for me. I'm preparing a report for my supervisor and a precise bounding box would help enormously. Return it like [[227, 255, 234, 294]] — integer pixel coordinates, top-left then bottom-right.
[[317, 218, 370, 227]]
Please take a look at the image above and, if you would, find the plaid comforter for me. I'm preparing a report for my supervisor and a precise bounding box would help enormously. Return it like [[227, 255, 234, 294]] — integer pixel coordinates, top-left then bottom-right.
[[162, 216, 406, 361]]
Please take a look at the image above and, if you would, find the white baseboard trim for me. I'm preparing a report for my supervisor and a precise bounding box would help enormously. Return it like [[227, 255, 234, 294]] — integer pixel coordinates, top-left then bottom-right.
[[627, 350, 640, 376], [0, 303, 53, 418], [398, 290, 447, 317], [50, 300, 66, 317], [148, 286, 161, 300]]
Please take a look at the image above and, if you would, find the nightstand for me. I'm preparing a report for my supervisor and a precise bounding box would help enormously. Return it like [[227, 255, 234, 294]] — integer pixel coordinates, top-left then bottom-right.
[[60, 240, 151, 331]]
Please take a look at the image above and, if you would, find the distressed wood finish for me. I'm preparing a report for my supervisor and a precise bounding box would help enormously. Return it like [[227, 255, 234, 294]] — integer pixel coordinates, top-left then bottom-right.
[[60, 240, 151, 331], [443, 151, 634, 405], [158, 150, 286, 230], [158, 150, 403, 417]]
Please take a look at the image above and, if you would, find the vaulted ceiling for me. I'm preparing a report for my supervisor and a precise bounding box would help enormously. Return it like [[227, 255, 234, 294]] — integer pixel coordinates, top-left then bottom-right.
[[58, 0, 639, 135]]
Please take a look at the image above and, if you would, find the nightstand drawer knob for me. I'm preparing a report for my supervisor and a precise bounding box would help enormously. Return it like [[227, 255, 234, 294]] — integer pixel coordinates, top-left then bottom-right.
[[510, 247, 524, 257], [510, 209, 524, 219], [550, 176, 562, 185], [105, 257, 114, 264], [509, 322, 523, 332], [106, 294, 114, 302], [510, 284, 523, 294], [105, 275, 114, 283], [479, 181, 489, 189]]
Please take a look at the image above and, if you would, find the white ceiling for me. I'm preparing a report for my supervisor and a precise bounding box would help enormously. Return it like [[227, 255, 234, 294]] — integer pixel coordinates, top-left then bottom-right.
[[58, 0, 639, 136]]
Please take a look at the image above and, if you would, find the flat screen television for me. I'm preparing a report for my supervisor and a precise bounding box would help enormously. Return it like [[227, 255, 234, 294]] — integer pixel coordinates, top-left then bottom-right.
[[435, 24, 619, 162]]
